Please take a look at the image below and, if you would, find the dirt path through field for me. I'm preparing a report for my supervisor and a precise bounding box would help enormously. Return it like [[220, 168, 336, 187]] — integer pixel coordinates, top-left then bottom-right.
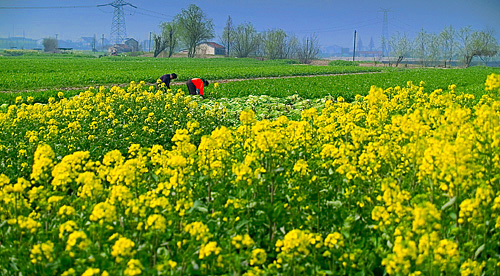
[[1, 71, 384, 93]]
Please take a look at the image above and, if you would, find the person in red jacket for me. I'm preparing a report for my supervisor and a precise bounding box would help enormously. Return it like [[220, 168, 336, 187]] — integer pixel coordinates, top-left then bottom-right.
[[186, 78, 209, 97]]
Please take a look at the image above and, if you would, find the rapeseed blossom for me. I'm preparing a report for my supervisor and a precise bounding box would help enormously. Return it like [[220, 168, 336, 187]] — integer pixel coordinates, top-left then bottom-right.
[[111, 237, 136, 263], [250, 248, 267, 265], [199, 241, 221, 259], [124, 259, 143, 276], [89, 202, 117, 224], [1, 75, 500, 275], [30, 241, 54, 264]]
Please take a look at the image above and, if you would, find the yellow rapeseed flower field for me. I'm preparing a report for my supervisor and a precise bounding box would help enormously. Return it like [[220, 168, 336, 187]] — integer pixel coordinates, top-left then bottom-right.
[[0, 75, 500, 275]]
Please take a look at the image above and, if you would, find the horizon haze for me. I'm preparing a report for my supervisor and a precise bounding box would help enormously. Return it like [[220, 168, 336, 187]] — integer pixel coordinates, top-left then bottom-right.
[[0, 0, 499, 51]]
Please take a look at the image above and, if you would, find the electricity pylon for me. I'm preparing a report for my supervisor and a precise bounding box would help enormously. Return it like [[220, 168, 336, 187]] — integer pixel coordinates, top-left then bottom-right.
[[99, 0, 137, 44]]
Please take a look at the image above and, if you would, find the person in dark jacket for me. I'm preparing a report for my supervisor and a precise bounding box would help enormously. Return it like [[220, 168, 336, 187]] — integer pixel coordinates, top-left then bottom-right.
[[186, 78, 209, 97], [159, 73, 177, 89]]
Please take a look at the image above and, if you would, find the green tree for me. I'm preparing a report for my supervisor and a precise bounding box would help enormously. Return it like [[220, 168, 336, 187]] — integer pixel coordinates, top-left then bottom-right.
[[232, 22, 260, 58], [175, 4, 214, 58], [42, 37, 58, 52], [263, 29, 288, 59]]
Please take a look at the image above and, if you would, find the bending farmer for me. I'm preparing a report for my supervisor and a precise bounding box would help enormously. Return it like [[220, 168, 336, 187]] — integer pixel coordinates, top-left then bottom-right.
[[159, 73, 177, 89], [186, 78, 209, 97]]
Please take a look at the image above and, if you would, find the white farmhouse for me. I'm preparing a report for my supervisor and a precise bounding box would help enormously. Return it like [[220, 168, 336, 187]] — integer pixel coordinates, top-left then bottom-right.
[[196, 42, 226, 55]]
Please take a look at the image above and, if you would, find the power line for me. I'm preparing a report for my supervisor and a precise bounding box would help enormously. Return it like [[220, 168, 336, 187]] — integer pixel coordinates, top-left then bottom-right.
[[135, 7, 173, 19], [290, 17, 381, 34], [123, 7, 173, 20], [0, 5, 99, 9]]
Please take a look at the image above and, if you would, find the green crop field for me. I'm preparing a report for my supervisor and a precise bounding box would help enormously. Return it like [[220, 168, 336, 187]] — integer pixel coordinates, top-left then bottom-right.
[[207, 66, 500, 100], [1, 54, 500, 276], [0, 55, 383, 91]]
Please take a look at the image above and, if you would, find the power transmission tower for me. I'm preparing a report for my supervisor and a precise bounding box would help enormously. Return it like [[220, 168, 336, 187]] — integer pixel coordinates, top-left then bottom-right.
[[99, 0, 137, 45], [379, 8, 391, 57]]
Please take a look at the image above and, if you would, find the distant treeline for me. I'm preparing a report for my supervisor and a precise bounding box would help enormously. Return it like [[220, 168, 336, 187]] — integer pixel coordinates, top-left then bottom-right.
[[0, 38, 40, 50]]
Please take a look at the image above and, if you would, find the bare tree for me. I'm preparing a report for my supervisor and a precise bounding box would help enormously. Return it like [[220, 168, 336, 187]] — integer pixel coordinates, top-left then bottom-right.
[[285, 34, 299, 59], [357, 37, 364, 52], [221, 16, 234, 57], [232, 22, 260, 58], [458, 27, 499, 67], [414, 29, 429, 67], [475, 28, 499, 66], [439, 25, 456, 67], [161, 21, 178, 57], [457, 26, 474, 67], [153, 34, 166, 58], [43, 37, 58, 52], [389, 32, 411, 67], [296, 34, 320, 64], [427, 33, 441, 67], [175, 4, 214, 58]]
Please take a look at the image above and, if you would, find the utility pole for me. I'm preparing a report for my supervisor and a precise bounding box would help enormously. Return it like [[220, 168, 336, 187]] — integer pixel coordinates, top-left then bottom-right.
[[227, 26, 230, 57], [353, 30, 357, 62], [149, 31, 152, 52], [102, 34, 105, 51], [92, 34, 96, 52]]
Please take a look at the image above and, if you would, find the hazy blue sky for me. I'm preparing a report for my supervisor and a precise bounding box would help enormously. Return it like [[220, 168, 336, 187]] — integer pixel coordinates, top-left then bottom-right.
[[0, 0, 499, 49]]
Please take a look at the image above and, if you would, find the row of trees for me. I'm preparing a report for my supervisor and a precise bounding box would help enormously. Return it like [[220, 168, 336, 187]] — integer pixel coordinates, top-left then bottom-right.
[[221, 17, 320, 63], [387, 26, 499, 67], [154, 4, 320, 63]]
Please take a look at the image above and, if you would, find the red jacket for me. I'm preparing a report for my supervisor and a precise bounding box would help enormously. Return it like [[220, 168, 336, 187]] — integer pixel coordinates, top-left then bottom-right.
[[191, 78, 205, 96]]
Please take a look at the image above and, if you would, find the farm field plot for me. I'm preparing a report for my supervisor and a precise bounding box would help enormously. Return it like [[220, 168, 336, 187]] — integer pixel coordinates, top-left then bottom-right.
[[207, 66, 500, 100], [1, 55, 500, 275], [0, 56, 383, 91]]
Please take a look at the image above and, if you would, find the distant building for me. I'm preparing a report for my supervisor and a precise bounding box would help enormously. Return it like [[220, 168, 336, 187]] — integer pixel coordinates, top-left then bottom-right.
[[79, 37, 95, 48], [125, 38, 139, 52], [0, 37, 39, 50], [358, 51, 383, 57], [196, 42, 225, 55], [108, 44, 132, 55]]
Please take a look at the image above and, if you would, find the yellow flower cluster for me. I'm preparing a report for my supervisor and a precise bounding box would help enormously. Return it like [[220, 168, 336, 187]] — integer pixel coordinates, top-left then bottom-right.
[[111, 237, 136, 263], [232, 234, 255, 249], [275, 229, 317, 255], [485, 73, 500, 92], [145, 214, 167, 231], [30, 241, 54, 264], [89, 202, 117, 224], [184, 221, 211, 242], [124, 259, 143, 276], [199, 241, 221, 259], [66, 230, 90, 253], [324, 232, 344, 249]]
